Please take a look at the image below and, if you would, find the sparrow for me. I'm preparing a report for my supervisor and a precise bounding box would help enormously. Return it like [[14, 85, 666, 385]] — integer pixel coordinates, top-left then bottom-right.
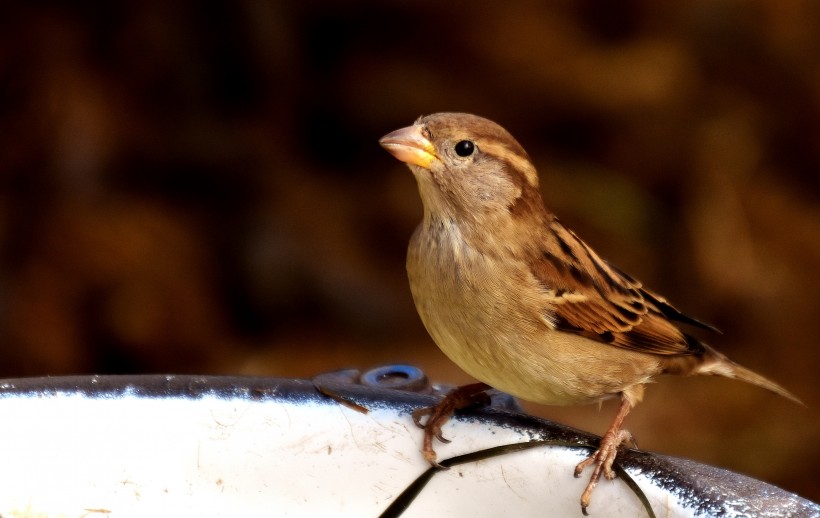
[[378, 112, 802, 515]]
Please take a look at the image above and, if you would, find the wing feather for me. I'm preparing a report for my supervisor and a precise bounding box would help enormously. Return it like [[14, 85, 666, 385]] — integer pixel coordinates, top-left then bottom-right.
[[531, 218, 714, 356]]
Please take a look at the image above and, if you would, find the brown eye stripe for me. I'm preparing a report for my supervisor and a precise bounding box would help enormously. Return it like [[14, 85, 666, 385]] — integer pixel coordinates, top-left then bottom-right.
[[479, 140, 538, 188]]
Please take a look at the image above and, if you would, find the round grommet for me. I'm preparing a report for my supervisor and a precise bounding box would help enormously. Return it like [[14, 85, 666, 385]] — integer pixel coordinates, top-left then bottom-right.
[[360, 365, 430, 392]]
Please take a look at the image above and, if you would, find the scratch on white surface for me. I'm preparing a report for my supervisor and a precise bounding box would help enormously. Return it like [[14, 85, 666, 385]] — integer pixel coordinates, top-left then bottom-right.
[[280, 400, 293, 430], [208, 402, 254, 435], [500, 464, 527, 502], [338, 404, 360, 449], [118, 478, 142, 500]]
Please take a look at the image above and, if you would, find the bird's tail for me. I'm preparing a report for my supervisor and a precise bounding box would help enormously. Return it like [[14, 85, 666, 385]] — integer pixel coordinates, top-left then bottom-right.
[[697, 348, 804, 406]]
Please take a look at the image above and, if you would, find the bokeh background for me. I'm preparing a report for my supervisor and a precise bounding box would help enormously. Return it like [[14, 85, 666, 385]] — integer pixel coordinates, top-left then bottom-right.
[[2, 0, 819, 502]]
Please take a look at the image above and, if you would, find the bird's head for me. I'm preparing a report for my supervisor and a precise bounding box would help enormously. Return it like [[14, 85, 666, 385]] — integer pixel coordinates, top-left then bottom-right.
[[380, 113, 543, 224]]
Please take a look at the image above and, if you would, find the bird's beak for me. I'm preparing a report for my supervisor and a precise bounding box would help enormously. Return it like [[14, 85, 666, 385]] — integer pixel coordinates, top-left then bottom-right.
[[379, 125, 437, 169]]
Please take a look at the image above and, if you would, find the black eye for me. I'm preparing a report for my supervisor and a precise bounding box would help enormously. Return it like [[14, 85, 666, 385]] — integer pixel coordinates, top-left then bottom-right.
[[454, 140, 475, 157]]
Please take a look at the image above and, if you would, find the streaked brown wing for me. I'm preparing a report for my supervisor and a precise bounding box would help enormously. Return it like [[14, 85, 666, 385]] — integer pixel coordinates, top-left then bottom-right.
[[531, 218, 712, 356]]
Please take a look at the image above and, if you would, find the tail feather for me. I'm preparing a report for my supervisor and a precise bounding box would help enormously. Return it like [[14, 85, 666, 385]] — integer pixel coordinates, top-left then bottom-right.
[[697, 355, 804, 406]]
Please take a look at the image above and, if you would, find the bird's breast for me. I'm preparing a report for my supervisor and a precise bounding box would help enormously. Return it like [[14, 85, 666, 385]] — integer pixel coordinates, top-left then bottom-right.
[[407, 222, 566, 401], [406, 221, 661, 406]]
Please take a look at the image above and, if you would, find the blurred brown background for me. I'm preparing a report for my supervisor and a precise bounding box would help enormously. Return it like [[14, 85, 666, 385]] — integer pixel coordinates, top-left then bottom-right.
[[1, 0, 819, 503]]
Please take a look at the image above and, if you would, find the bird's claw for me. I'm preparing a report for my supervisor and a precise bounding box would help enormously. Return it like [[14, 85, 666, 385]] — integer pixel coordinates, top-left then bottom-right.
[[435, 432, 451, 444], [411, 407, 430, 428], [575, 428, 633, 514], [411, 383, 491, 468]]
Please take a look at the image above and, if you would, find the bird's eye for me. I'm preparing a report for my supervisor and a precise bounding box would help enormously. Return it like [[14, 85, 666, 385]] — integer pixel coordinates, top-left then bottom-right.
[[454, 140, 475, 157]]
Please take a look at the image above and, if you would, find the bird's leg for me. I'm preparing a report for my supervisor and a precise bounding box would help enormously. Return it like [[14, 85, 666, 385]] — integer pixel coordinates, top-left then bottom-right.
[[574, 397, 634, 515], [411, 382, 491, 467]]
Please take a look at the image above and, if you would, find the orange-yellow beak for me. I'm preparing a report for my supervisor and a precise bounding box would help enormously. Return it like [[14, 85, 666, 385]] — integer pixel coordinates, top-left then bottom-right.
[[379, 125, 437, 169]]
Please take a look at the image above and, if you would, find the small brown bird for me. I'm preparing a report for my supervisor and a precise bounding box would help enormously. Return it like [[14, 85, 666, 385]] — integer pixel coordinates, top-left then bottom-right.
[[379, 112, 801, 514]]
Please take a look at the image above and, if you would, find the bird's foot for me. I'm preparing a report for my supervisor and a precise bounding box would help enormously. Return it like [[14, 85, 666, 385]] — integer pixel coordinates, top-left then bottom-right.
[[411, 382, 490, 468], [572, 396, 635, 515], [574, 428, 634, 515]]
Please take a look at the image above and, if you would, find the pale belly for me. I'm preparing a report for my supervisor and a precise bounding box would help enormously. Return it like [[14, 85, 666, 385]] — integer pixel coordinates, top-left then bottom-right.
[[407, 229, 661, 406]]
